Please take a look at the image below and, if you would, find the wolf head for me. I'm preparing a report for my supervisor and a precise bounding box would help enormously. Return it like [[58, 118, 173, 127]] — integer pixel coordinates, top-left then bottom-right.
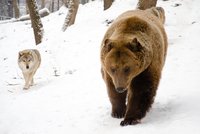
[[18, 50, 35, 72]]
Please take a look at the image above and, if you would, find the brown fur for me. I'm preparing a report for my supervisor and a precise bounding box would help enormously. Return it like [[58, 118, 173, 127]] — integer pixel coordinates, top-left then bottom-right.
[[100, 7, 168, 126], [149, 7, 165, 24]]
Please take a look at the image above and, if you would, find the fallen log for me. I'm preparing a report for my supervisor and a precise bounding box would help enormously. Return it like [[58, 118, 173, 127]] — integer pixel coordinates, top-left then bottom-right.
[[19, 8, 50, 21]]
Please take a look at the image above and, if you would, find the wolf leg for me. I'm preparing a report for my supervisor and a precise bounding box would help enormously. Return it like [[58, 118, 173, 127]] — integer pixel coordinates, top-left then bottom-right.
[[30, 68, 37, 86], [23, 73, 30, 89], [30, 79, 34, 86]]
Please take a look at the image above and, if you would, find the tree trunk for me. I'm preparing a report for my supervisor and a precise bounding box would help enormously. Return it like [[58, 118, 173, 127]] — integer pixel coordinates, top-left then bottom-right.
[[7, 0, 13, 18], [62, 0, 79, 31], [26, 3, 29, 14], [57, 0, 59, 10], [137, 0, 157, 10], [52, 0, 55, 12], [104, 0, 113, 10], [26, 0, 44, 45], [41, 0, 45, 9], [13, 0, 20, 18], [0, 0, 9, 17], [80, 0, 89, 4]]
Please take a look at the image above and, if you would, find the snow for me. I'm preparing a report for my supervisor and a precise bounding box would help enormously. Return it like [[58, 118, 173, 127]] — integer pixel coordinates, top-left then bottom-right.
[[0, 0, 200, 133]]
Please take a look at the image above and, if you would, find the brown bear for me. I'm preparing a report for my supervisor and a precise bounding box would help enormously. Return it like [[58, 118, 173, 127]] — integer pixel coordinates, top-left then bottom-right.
[[100, 7, 168, 126]]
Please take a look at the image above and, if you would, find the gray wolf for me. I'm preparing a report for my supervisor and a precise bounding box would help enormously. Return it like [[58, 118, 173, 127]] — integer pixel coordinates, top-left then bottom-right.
[[18, 49, 41, 89]]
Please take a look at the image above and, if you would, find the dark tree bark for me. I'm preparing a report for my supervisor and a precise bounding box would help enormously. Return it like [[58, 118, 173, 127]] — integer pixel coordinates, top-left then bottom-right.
[[62, 0, 79, 31], [80, 0, 89, 4], [57, 0, 60, 10], [26, 0, 44, 45], [7, 0, 13, 18], [137, 0, 158, 10], [52, 0, 55, 12], [104, 0, 113, 10]]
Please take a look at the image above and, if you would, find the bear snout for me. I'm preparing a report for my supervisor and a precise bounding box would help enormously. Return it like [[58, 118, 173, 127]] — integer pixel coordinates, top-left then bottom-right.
[[115, 87, 126, 93]]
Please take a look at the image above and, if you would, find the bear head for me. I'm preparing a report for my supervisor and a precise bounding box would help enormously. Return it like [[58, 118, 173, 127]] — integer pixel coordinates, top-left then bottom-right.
[[102, 36, 153, 93]]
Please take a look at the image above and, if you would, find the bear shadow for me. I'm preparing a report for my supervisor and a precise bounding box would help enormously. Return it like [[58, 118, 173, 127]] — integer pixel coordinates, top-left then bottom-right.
[[142, 99, 179, 125]]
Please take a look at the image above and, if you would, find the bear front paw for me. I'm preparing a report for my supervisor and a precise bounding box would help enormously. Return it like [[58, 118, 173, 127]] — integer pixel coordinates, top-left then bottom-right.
[[111, 111, 125, 119], [120, 119, 140, 126]]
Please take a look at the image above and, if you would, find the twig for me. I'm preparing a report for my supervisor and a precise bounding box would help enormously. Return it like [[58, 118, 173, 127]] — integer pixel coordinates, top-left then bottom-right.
[[6, 81, 20, 86], [7, 90, 14, 93]]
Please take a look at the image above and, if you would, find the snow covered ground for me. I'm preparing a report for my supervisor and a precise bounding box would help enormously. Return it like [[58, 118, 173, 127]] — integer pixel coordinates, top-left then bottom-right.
[[0, 0, 200, 133]]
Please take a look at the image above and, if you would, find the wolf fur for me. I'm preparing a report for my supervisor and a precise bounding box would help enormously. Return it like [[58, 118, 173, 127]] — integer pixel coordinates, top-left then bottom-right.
[[18, 49, 41, 89]]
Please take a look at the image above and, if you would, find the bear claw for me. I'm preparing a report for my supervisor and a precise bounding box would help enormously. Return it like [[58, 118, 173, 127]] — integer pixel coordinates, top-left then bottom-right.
[[111, 112, 125, 119], [120, 119, 140, 126]]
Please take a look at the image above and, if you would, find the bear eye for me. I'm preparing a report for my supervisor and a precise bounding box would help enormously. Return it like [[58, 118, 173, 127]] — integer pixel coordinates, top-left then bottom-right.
[[126, 38, 142, 52], [110, 67, 116, 74], [124, 66, 130, 74], [127, 42, 139, 52], [107, 43, 113, 52]]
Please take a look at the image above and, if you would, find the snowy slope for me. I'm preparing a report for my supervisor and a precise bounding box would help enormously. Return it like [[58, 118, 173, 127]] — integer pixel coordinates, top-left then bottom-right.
[[0, 0, 200, 133]]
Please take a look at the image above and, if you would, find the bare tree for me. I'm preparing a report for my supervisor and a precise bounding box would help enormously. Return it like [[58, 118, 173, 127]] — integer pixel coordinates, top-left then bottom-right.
[[13, 0, 20, 18], [26, 0, 44, 45], [57, 0, 60, 10], [137, 0, 157, 10], [104, 0, 113, 10], [7, 0, 13, 18], [62, 0, 79, 31], [0, 0, 7, 17], [41, 0, 45, 9], [26, 3, 29, 14], [52, 0, 55, 12], [46, 0, 62, 10]]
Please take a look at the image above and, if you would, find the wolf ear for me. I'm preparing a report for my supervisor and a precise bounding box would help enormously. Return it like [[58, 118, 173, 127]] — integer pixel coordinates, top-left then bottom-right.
[[126, 38, 142, 52], [28, 51, 32, 55], [18, 51, 23, 58], [103, 39, 113, 53]]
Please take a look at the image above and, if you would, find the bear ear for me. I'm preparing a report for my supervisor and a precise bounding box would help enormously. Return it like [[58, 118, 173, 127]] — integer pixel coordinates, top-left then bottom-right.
[[103, 39, 113, 53], [127, 38, 142, 52], [150, 7, 165, 24]]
